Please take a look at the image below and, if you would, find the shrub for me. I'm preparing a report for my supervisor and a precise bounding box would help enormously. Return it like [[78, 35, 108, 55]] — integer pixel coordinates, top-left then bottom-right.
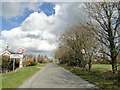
[[23, 58, 37, 67], [29, 61, 37, 66], [22, 61, 30, 67], [2, 56, 19, 73]]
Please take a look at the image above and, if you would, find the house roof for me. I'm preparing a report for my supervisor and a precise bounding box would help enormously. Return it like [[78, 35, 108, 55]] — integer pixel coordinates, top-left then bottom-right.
[[0, 51, 11, 56], [0, 50, 21, 56]]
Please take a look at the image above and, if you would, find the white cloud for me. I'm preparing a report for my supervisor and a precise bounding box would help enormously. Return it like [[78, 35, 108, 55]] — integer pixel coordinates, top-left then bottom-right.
[[0, 40, 6, 53], [21, 12, 53, 31], [1, 2, 41, 18], [1, 26, 56, 53], [1, 3, 87, 55]]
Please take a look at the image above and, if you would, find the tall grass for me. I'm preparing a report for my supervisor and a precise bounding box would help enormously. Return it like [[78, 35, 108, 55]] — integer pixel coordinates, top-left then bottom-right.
[[2, 63, 47, 88], [59, 64, 120, 90]]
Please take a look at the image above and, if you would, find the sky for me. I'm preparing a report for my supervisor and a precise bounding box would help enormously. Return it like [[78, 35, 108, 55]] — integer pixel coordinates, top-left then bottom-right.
[[0, 2, 87, 57]]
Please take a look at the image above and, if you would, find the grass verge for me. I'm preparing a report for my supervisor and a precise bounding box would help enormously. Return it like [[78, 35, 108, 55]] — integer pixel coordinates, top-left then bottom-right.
[[2, 63, 48, 88], [59, 64, 120, 90]]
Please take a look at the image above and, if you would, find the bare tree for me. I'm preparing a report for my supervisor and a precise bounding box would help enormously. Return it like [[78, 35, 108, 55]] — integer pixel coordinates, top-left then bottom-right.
[[85, 2, 120, 73], [55, 25, 98, 69]]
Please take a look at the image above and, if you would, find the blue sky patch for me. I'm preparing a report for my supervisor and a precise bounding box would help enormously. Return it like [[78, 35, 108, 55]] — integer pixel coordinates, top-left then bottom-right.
[[39, 2, 55, 16], [1, 2, 55, 30], [2, 8, 34, 30]]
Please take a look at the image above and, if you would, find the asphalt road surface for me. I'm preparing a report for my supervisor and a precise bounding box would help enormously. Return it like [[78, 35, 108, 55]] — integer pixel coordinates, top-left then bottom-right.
[[19, 63, 100, 89]]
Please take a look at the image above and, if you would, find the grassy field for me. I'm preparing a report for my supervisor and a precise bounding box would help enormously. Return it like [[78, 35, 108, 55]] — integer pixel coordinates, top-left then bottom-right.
[[2, 63, 48, 88], [0, 74, 2, 90], [92, 64, 120, 71], [59, 64, 120, 90]]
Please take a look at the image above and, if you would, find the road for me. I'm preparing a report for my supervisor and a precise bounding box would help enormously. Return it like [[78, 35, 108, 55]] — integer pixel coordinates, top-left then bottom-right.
[[19, 63, 100, 89]]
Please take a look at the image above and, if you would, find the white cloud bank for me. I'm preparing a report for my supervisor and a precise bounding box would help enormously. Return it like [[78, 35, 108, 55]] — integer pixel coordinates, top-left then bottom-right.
[[1, 2, 41, 18], [0, 3, 87, 55]]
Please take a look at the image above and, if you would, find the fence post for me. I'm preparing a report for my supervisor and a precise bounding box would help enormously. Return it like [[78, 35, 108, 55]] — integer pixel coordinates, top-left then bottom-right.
[[13, 58, 15, 71]]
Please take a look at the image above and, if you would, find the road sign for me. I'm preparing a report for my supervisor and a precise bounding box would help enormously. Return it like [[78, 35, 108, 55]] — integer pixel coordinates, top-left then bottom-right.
[[81, 49, 86, 54], [10, 54, 23, 58], [17, 48, 24, 54]]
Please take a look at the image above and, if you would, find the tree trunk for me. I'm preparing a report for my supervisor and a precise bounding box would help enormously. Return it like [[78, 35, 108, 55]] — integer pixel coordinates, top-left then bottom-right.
[[110, 38, 117, 73], [108, 14, 118, 73], [109, 37, 118, 73], [88, 61, 92, 72], [111, 56, 117, 73], [88, 55, 92, 72]]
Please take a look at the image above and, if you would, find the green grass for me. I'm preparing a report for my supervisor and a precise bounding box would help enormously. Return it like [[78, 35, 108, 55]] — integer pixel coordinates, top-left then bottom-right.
[[59, 64, 120, 90], [0, 74, 2, 90], [92, 64, 120, 71], [2, 63, 48, 88], [92, 64, 112, 71]]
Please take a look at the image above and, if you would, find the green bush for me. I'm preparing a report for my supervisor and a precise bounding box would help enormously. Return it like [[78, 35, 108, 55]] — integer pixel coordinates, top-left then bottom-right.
[[2, 56, 19, 73], [23, 60, 37, 67], [29, 61, 37, 66], [22, 61, 30, 67]]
